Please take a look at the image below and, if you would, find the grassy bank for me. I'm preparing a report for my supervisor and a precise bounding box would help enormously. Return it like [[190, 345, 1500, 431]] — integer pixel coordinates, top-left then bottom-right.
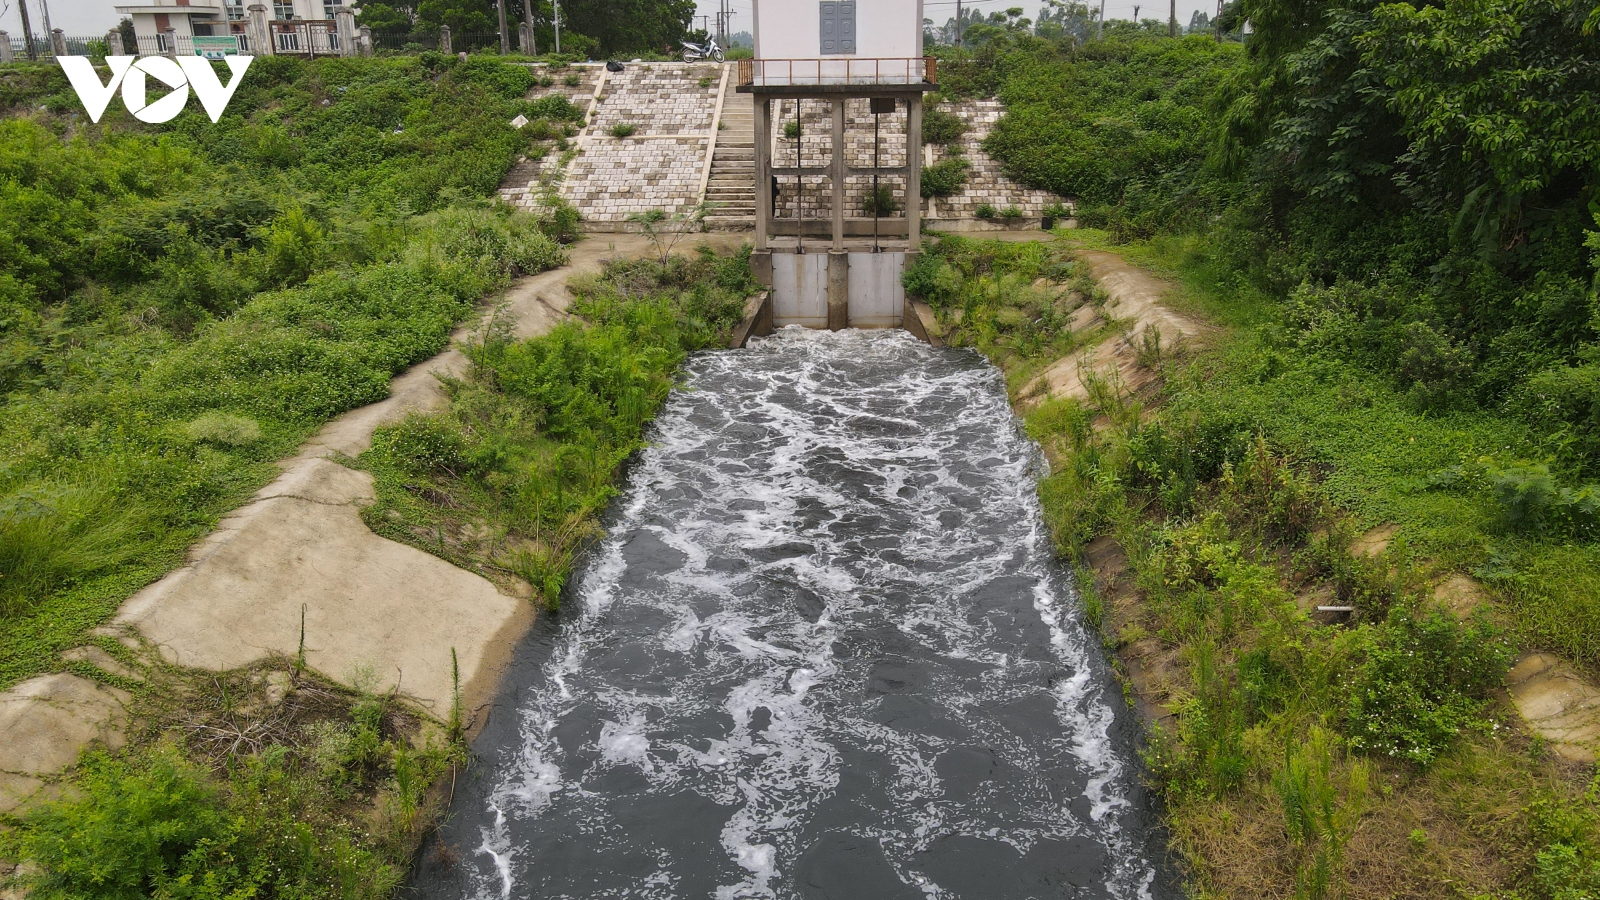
[[0, 244, 759, 897], [0, 55, 588, 690], [355, 247, 759, 608], [908, 233, 1600, 899]]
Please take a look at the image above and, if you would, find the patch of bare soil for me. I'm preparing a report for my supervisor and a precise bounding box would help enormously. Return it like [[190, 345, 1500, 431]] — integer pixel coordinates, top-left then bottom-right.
[[1021, 249, 1212, 407]]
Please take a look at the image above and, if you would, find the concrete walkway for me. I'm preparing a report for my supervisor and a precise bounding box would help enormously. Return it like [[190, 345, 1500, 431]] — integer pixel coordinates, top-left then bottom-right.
[[0, 233, 747, 813]]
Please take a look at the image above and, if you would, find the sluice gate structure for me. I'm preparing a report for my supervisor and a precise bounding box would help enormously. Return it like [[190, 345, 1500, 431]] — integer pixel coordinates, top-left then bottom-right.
[[740, 1, 936, 332]]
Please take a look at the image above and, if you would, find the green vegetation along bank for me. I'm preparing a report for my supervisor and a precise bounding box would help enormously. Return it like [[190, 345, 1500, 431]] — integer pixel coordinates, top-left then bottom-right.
[[0, 54, 590, 691], [937, 6, 1600, 478], [911, 10, 1600, 894], [0, 241, 760, 899], [905, 227, 1598, 897], [0, 52, 584, 898]]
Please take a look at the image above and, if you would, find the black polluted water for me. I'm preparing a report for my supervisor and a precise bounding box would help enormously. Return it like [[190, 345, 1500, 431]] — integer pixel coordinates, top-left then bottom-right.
[[415, 328, 1171, 900]]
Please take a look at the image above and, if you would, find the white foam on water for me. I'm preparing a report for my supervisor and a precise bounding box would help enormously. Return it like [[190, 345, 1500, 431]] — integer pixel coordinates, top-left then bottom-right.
[[454, 328, 1160, 899]]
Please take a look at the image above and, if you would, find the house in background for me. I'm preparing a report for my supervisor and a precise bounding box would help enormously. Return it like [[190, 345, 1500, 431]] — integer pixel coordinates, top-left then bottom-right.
[[116, 0, 349, 55]]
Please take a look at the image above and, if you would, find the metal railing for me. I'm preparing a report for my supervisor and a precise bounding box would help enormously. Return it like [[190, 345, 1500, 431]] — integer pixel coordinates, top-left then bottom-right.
[[737, 56, 935, 87], [270, 20, 339, 55], [7, 34, 110, 57], [364, 30, 500, 52], [369, 31, 439, 52], [128, 32, 250, 56], [135, 33, 190, 55]]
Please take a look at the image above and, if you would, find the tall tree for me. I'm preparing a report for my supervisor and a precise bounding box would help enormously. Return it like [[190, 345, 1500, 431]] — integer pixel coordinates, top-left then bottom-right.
[[560, 0, 694, 55]]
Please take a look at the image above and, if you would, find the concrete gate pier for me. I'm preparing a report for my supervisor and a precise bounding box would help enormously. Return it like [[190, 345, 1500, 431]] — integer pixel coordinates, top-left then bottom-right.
[[737, 0, 936, 335]]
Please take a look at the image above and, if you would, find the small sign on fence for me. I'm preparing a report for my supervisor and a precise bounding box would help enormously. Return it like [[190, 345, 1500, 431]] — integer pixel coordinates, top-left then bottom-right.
[[193, 35, 240, 58]]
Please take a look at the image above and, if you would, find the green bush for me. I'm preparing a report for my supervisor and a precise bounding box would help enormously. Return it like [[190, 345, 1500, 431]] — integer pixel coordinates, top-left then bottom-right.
[[920, 156, 970, 198], [921, 105, 967, 145], [1518, 361, 1600, 468], [8, 749, 242, 900], [861, 184, 899, 216], [901, 250, 963, 309], [183, 412, 262, 447], [375, 415, 468, 474], [5, 693, 448, 900], [1343, 606, 1513, 766], [608, 123, 638, 138], [527, 93, 586, 121], [975, 202, 997, 219]]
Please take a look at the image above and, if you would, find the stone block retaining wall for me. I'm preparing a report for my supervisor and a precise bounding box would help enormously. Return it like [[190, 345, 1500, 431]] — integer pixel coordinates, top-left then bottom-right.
[[500, 62, 723, 223], [927, 99, 1063, 219], [766, 96, 1063, 222], [497, 65, 1067, 227]]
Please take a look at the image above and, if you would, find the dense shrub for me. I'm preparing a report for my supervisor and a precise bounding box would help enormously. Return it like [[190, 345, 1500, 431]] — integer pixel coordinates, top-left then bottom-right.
[[920, 156, 971, 198], [1343, 606, 1513, 766], [527, 94, 586, 122], [4, 676, 450, 900], [957, 15, 1600, 473], [361, 249, 757, 607], [921, 104, 967, 145]]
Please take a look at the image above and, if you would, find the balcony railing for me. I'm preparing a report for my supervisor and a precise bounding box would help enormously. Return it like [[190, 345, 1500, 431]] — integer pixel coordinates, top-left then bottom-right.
[[136, 33, 193, 55], [737, 56, 936, 88], [270, 20, 339, 56]]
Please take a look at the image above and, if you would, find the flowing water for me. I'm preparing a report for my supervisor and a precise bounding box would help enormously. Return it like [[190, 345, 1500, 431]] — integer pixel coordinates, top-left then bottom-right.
[[416, 328, 1169, 900]]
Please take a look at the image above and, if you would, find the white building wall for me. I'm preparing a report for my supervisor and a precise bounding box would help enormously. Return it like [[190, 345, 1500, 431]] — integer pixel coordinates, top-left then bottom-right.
[[755, 0, 923, 59]]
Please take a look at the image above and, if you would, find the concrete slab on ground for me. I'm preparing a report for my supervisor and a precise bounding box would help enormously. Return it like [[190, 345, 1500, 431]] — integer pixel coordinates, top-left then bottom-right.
[[1022, 249, 1209, 406], [1507, 652, 1600, 763], [0, 675, 130, 812]]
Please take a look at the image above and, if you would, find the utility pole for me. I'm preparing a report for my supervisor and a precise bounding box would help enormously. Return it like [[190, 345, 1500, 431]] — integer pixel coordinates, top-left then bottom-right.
[[1132, 4, 1140, 22], [38, 0, 52, 39], [18, 0, 36, 59], [496, 0, 509, 54], [954, 0, 961, 46], [1169, 0, 1176, 36], [1216, 0, 1223, 41], [524, 0, 536, 54], [551, 0, 559, 53], [1097, 0, 1104, 39]]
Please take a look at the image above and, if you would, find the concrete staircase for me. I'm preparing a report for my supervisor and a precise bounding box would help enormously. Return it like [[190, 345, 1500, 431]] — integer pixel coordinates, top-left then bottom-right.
[[704, 92, 755, 230]]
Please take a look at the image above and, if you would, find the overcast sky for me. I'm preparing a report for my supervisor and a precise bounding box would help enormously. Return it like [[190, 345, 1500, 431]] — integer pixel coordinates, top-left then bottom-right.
[[1, 0, 1221, 46]]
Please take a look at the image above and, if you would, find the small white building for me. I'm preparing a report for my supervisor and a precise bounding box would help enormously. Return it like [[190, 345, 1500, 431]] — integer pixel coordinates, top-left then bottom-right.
[[116, 0, 347, 54], [751, 0, 925, 84]]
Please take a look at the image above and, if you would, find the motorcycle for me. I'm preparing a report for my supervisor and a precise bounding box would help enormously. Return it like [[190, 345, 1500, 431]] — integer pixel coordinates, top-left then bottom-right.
[[680, 36, 725, 63]]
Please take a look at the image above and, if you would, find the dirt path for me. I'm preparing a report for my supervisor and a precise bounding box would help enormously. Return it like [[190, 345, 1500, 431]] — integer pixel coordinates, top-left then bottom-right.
[[1022, 248, 1211, 406], [0, 234, 746, 812]]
